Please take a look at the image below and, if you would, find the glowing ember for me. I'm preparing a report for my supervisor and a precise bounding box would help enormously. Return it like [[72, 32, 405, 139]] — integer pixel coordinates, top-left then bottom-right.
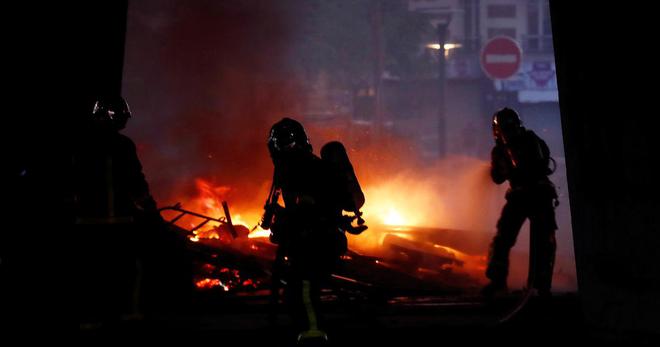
[[195, 278, 229, 291]]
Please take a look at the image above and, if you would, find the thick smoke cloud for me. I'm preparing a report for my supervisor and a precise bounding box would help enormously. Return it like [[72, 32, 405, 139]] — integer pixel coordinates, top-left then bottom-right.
[[124, 0, 303, 211]]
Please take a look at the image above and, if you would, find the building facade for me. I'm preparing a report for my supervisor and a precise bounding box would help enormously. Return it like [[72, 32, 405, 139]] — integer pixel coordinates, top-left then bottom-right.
[[400, 0, 559, 159]]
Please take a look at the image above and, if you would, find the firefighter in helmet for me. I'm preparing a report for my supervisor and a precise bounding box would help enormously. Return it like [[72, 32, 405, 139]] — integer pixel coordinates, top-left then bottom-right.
[[262, 117, 360, 344], [483, 107, 558, 298], [75, 96, 160, 326], [74, 96, 158, 226]]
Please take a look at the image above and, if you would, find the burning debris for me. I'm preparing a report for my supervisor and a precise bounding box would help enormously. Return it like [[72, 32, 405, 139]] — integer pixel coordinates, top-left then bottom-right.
[[157, 172, 491, 298], [194, 265, 260, 292], [159, 202, 274, 294]]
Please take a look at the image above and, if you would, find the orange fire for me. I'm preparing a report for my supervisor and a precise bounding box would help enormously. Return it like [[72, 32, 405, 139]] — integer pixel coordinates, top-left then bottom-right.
[[168, 164, 490, 284], [163, 178, 268, 241], [361, 182, 446, 227], [175, 176, 451, 242]]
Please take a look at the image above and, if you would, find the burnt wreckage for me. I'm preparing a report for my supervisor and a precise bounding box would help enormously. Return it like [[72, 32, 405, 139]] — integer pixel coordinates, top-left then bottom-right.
[[158, 202, 486, 304]]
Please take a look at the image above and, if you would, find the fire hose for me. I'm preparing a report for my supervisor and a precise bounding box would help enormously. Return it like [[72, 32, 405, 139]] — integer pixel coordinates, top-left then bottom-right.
[[497, 231, 540, 324]]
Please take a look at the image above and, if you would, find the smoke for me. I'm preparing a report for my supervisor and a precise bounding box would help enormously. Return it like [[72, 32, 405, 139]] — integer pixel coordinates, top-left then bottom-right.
[[122, 0, 576, 292], [123, 0, 303, 212]]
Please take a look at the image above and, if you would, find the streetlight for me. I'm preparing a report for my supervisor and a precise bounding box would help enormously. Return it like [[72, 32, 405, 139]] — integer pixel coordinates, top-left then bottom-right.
[[408, 5, 460, 159], [426, 43, 463, 57]]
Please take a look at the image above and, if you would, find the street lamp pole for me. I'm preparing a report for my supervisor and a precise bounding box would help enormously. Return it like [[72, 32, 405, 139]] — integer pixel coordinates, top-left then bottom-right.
[[371, 0, 384, 138], [437, 21, 449, 159]]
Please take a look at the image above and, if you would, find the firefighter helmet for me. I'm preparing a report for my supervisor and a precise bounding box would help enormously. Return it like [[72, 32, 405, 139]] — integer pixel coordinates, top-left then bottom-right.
[[91, 96, 132, 131], [492, 107, 522, 141], [268, 117, 312, 157]]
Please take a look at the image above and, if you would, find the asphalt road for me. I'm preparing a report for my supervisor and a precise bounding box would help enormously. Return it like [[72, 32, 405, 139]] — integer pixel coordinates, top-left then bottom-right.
[[79, 292, 623, 346]]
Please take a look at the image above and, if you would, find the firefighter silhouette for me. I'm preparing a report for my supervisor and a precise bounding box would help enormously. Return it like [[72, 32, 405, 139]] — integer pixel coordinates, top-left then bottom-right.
[[483, 107, 558, 298], [74, 96, 161, 326], [262, 117, 366, 344]]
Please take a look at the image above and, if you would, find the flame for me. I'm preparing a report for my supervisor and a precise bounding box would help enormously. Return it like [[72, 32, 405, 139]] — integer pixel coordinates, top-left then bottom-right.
[[178, 174, 447, 242], [382, 207, 405, 226], [248, 229, 271, 238], [164, 178, 265, 241], [164, 178, 277, 241], [360, 176, 446, 228], [179, 178, 456, 262], [170, 165, 489, 284]]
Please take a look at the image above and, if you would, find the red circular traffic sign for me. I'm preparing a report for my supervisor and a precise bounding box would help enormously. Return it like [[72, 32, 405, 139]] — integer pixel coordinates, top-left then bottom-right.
[[480, 36, 522, 80]]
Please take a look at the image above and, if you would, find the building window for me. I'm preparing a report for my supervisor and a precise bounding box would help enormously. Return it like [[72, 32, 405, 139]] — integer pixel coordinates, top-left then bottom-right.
[[488, 27, 516, 39], [487, 4, 516, 18], [528, 0, 539, 35], [524, 0, 553, 52]]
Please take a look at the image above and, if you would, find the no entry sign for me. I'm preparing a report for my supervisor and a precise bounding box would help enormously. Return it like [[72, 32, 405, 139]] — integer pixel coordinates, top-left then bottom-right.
[[480, 36, 522, 80]]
